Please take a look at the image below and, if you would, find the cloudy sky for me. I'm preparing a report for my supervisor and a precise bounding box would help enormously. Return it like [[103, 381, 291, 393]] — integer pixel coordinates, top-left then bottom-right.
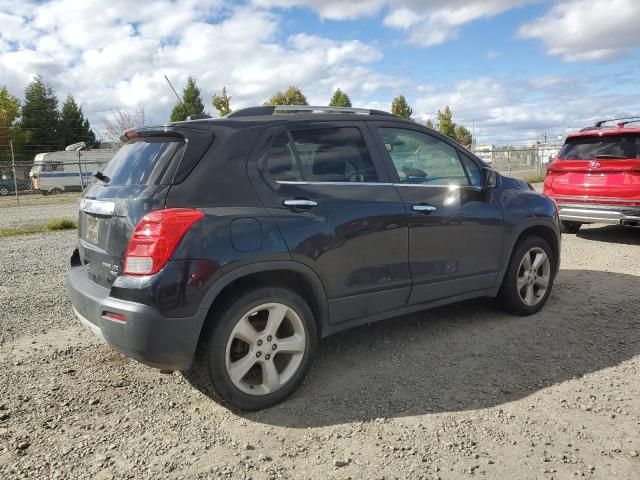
[[1, 0, 639, 144]]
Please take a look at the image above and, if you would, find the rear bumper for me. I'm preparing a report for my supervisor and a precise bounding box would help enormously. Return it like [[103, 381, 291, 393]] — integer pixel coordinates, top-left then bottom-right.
[[67, 266, 205, 370], [556, 203, 640, 224]]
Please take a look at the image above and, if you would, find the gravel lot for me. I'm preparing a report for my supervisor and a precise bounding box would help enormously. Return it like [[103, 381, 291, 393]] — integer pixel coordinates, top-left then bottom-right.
[[1, 225, 639, 479], [0, 203, 78, 229]]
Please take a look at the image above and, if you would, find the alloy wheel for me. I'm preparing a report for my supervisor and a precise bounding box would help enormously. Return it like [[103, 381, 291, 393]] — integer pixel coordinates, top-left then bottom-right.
[[224, 302, 306, 396], [516, 247, 551, 307]]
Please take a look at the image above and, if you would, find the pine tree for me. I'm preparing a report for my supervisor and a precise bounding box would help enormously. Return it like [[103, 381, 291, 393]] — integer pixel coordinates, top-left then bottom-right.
[[391, 95, 413, 120], [21, 76, 60, 157], [454, 125, 472, 147], [264, 86, 308, 106], [59, 95, 97, 148], [328, 88, 352, 108], [436, 106, 456, 139], [212, 87, 232, 117], [170, 77, 205, 122]]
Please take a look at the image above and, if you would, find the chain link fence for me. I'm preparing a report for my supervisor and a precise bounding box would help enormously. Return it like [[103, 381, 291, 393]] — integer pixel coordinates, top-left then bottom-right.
[[0, 150, 114, 205], [471, 144, 563, 180]]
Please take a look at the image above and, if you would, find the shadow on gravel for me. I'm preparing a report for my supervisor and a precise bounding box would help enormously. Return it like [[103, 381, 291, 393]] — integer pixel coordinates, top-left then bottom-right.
[[243, 269, 640, 427], [575, 225, 640, 246]]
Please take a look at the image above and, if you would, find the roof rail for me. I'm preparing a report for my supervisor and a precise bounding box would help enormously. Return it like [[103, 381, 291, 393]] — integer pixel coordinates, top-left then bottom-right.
[[592, 115, 640, 128], [227, 105, 394, 118]]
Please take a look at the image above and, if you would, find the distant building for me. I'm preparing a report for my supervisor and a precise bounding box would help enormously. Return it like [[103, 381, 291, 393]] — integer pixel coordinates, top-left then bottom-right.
[[472, 144, 494, 164]]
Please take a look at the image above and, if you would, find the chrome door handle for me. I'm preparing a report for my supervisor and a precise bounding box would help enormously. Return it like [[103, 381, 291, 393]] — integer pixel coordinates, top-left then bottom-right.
[[284, 199, 318, 208], [412, 204, 436, 213]]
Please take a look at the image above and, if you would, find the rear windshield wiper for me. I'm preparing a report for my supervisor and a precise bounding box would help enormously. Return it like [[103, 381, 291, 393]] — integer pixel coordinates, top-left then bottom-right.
[[93, 170, 111, 183], [593, 154, 628, 159]]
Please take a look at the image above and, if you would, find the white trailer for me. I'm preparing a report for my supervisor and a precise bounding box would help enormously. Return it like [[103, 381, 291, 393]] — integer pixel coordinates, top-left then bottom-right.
[[30, 149, 115, 194]]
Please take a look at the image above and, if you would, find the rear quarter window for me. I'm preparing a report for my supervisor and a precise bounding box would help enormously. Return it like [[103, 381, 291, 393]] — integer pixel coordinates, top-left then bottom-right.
[[102, 138, 184, 185]]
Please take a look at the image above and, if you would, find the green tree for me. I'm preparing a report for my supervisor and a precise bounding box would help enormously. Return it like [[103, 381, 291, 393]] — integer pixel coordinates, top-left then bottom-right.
[[264, 86, 308, 106], [212, 87, 232, 117], [328, 88, 352, 107], [0, 86, 30, 162], [454, 124, 472, 148], [170, 76, 205, 122], [391, 95, 413, 120], [436, 106, 456, 139], [58, 95, 97, 148], [21, 76, 60, 157]]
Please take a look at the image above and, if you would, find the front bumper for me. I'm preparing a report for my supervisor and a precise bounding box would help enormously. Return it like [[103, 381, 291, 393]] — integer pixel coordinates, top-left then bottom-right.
[[67, 266, 205, 370], [556, 203, 640, 224]]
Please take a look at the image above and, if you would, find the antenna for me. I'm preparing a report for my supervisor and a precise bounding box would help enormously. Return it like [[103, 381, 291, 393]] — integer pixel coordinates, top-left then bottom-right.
[[164, 75, 190, 117]]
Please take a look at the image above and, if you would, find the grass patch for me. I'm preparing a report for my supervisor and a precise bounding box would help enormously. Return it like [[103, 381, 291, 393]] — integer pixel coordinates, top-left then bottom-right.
[[0, 218, 77, 238], [523, 174, 546, 184], [0, 192, 80, 208], [46, 218, 77, 231]]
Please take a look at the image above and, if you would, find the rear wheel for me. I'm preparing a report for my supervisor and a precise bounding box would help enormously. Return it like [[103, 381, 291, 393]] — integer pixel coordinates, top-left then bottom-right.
[[560, 221, 581, 234], [185, 286, 317, 411], [497, 236, 555, 315]]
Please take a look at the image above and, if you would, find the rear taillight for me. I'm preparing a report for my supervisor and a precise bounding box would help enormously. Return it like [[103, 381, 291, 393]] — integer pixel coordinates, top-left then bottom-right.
[[123, 208, 204, 275]]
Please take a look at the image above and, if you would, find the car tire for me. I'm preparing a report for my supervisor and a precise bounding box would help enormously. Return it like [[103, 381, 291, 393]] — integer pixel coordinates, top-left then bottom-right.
[[184, 286, 317, 411], [560, 221, 581, 234], [496, 235, 555, 315]]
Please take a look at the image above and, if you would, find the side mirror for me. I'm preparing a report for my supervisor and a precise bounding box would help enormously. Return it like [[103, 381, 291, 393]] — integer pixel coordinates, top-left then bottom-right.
[[481, 167, 499, 190]]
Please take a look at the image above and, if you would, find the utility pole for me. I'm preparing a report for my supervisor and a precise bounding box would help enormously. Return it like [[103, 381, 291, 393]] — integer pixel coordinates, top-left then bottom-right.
[[10, 140, 19, 205]]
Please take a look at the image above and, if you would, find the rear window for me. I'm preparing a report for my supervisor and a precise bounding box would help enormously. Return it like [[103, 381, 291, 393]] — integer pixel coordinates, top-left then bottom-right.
[[102, 138, 184, 185], [266, 127, 378, 183], [559, 134, 640, 160]]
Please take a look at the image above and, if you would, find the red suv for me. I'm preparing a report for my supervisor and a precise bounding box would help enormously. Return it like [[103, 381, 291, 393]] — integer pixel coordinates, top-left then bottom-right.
[[544, 118, 640, 233]]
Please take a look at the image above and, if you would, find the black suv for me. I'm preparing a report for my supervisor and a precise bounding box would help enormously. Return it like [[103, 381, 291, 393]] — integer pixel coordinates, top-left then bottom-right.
[[68, 106, 560, 410]]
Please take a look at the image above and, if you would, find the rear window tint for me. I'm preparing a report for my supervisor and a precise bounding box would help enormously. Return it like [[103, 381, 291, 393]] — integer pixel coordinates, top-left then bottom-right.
[[559, 134, 640, 160], [102, 138, 184, 185]]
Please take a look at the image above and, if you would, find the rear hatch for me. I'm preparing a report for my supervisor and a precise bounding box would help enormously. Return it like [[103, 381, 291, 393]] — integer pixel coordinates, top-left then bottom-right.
[[546, 133, 640, 200], [77, 126, 212, 287]]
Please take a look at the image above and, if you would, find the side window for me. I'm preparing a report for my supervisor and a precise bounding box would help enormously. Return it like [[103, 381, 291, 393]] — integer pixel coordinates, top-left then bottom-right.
[[266, 132, 302, 181], [267, 127, 379, 183], [379, 128, 469, 186], [460, 152, 482, 187]]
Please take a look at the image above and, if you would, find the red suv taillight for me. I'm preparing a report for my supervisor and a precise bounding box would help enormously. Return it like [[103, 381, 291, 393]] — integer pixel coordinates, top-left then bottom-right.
[[123, 208, 204, 275]]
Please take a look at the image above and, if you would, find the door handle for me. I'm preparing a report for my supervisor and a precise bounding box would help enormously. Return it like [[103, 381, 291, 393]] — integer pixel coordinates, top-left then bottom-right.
[[284, 199, 318, 208], [412, 204, 437, 213]]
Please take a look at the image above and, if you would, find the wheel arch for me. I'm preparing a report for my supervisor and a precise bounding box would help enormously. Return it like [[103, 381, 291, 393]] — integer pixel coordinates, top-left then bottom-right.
[[498, 219, 561, 289], [196, 261, 330, 343]]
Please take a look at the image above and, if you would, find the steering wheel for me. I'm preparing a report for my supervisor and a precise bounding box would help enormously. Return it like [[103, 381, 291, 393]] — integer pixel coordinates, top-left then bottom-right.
[[346, 170, 367, 182]]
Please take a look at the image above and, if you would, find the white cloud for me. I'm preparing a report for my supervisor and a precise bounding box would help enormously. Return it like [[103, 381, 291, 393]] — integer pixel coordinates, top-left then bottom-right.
[[255, 0, 531, 47], [519, 0, 640, 61], [251, 0, 386, 20], [412, 76, 640, 144], [0, 1, 401, 137]]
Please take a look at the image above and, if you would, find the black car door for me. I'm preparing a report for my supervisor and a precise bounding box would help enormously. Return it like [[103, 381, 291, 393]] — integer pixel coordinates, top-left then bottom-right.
[[248, 122, 410, 324], [368, 122, 504, 305]]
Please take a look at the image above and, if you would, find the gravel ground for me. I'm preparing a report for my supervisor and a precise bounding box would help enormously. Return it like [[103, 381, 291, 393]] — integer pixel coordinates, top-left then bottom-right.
[[1, 225, 639, 479], [0, 203, 78, 229]]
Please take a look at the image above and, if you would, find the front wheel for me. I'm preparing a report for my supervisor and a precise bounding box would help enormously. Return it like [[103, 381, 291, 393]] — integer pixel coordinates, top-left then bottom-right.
[[497, 236, 555, 315], [185, 286, 317, 411]]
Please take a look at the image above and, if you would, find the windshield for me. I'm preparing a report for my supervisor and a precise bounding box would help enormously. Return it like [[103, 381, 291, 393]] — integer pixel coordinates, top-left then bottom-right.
[[102, 138, 184, 185], [559, 134, 640, 160]]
